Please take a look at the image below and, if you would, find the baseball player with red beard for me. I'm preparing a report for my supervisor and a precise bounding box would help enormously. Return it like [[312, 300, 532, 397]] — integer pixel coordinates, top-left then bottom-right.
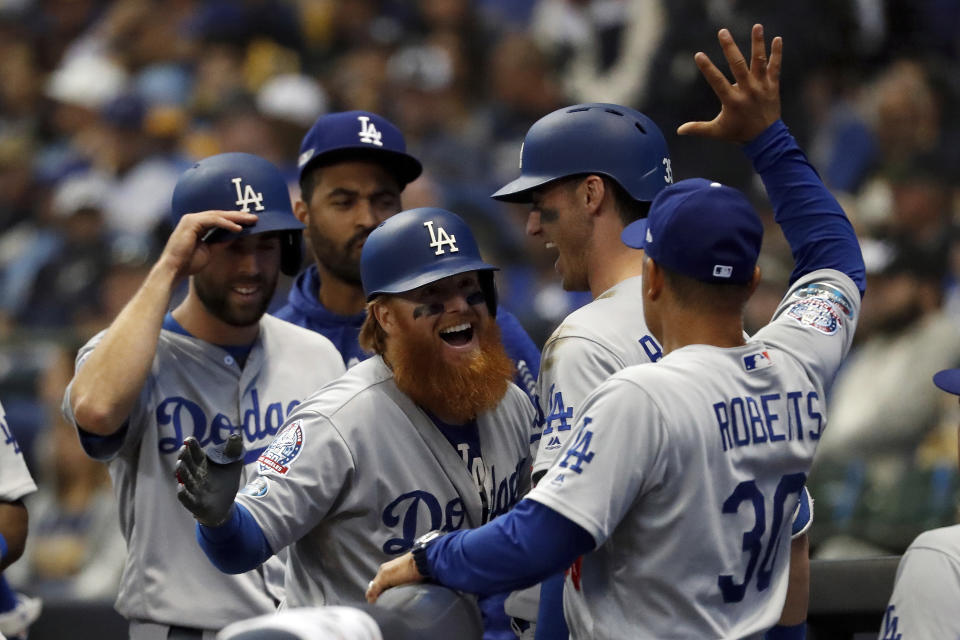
[[177, 208, 535, 639], [366, 25, 864, 640]]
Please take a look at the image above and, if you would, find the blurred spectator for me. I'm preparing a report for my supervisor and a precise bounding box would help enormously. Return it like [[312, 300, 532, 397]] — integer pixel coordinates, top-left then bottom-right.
[[811, 238, 960, 555], [18, 172, 113, 328], [5, 345, 124, 602]]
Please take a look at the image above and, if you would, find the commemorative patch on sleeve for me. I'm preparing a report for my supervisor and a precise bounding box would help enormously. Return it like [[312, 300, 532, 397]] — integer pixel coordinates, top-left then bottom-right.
[[257, 420, 304, 475], [238, 476, 269, 497], [784, 282, 854, 335]]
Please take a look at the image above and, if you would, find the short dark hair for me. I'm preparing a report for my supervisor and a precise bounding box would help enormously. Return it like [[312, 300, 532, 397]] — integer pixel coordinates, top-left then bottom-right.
[[602, 177, 651, 226], [661, 264, 754, 314]]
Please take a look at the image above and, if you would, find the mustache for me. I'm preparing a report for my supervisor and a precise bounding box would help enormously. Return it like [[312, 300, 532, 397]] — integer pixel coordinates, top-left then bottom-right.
[[346, 229, 373, 253]]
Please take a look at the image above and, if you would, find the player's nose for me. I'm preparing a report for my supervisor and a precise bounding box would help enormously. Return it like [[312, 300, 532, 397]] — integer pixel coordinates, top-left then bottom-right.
[[526, 209, 542, 236]]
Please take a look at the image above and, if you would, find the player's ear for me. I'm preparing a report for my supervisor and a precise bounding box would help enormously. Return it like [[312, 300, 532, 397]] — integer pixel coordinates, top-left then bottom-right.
[[747, 265, 762, 296], [582, 175, 605, 216], [293, 198, 309, 225], [373, 299, 399, 336], [643, 256, 664, 301]]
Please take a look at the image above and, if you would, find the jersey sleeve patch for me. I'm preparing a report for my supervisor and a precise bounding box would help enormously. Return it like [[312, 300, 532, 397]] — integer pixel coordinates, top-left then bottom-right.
[[783, 282, 854, 335], [789, 282, 854, 319], [257, 419, 304, 476], [238, 476, 269, 498]]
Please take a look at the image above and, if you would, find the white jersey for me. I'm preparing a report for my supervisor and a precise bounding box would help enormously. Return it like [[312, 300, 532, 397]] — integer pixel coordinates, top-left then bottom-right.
[[879, 525, 960, 639], [528, 269, 860, 639], [62, 315, 345, 630], [533, 276, 660, 476], [0, 402, 36, 502], [236, 355, 534, 607]]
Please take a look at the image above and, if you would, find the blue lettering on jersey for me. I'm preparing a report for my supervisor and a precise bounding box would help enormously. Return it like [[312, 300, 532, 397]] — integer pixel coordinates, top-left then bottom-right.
[[155, 389, 299, 462], [715, 391, 821, 452], [380, 459, 525, 554], [1, 414, 20, 454], [542, 385, 573, 437], [639, 335, 663, 362], [558, 419, 595, 473], [879, 605, 902, 640]]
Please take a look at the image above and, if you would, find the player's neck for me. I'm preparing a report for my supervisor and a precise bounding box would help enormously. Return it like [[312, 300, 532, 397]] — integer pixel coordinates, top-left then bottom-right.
[[658, 308, 746, 355], [587, 241, 643, 299], [172, 294, 260, 346], [316, 263, 367, 315]]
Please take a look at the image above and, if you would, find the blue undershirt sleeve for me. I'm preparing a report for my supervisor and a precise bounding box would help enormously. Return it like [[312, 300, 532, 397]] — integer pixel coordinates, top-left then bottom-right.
[[426, 499, 595, 596], [196, 503, 274, 575], [743, 121, 866, 297]]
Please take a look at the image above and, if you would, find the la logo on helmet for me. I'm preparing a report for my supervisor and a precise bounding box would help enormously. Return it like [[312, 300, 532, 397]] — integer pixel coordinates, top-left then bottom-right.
[[357, 116, 383, 147], [423, 221, 458, 255], [231, 177, 265, 212]]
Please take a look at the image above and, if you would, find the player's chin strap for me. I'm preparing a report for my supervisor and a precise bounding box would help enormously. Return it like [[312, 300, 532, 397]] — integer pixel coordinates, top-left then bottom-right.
[[175, 434, 245, 527]]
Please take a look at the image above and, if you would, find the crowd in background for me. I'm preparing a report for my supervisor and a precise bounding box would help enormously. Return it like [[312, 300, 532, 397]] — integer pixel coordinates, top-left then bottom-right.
[[1, 0, 959, 606]]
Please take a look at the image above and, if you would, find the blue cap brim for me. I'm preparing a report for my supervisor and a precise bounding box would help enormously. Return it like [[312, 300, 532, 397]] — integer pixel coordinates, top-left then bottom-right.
[[204, 209, 304, 243], [933, 369, 960, 395], [368, 260, 498, 298], [620, 218, 648, 249], [491, 174, 560, 203]]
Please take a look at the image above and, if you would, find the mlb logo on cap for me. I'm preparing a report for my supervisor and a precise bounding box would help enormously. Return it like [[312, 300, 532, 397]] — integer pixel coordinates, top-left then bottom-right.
[[621, 178, 763, 284]]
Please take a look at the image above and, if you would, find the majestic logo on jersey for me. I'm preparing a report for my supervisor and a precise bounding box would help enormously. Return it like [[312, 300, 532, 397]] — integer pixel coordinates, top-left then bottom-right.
[[231, 177, 265, 212], [790, 282, 854, 319], [742, 350, 773, 372], [545, 435, 562, 451], [785, 298, 841, 335], [155, 390, 300, 463], [357, 115, 383, 146], [239, 476, 269, 498], [423, 220, 459, 255], [257, 420, 304, 475], [380, 458, 526, 554]]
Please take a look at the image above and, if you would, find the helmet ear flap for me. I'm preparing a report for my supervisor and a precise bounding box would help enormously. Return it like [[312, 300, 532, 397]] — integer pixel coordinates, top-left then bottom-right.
[[480, 271, 498, 318], [281, 231, 303, 276]]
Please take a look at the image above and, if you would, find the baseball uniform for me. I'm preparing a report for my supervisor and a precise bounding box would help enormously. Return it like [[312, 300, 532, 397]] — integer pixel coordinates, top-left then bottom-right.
[[532, 275, 660, 476], [528, 268, 861, 639], [62, 314, 344, 631], [879, 524, 960, 639], [0, 405, 36, 504], [235, 354, 534, 608]]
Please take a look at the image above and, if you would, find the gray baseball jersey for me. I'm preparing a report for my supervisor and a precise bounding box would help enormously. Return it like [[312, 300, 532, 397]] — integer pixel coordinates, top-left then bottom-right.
[[532, 276, 660, 476], [879, 524, 960, 639], [236, 355, 534, 607], [528, 269, 860, 639], [0, 402, 36, 502], [62, 315, 345, 630]]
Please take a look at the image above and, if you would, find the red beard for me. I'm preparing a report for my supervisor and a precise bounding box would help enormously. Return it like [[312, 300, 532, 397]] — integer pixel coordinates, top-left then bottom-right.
[[386, 319, 515, 424]]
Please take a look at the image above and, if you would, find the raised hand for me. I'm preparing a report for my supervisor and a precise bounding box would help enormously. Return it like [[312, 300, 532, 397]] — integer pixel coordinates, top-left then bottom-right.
[[677, 24, 782, 144], [158, 210, 259, 282], [176, 433, 245, 527]]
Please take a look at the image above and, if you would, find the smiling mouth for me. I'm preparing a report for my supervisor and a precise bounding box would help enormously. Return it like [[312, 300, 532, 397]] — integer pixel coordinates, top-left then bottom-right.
[[232, 284, 261, 297], [439, 322, 474, 346], [545, 241, 556, 249]]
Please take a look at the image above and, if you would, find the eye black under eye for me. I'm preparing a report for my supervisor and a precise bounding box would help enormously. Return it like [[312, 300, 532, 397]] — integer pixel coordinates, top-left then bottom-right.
[[465, 291, 485, 306]]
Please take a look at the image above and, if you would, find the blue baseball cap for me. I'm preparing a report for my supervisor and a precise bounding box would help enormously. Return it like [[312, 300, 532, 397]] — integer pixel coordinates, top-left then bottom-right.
[[933, 369, 960, 395], [297, 110, 422, 186], [621, 178, 763, 284]]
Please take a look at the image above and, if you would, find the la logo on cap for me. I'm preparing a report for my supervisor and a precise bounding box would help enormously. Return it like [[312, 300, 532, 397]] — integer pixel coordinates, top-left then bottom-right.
[[357, 116, 383, 146], [423, 220, 458, 255], [232, 177, 265, 212]]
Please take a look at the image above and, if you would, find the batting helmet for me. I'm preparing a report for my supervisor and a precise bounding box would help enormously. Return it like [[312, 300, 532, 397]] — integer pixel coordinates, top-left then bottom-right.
[[171, 152, 304, 276], [298, 110, 422, 187], [361, 207, 498, 316], [492, 103, 672, 203]]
